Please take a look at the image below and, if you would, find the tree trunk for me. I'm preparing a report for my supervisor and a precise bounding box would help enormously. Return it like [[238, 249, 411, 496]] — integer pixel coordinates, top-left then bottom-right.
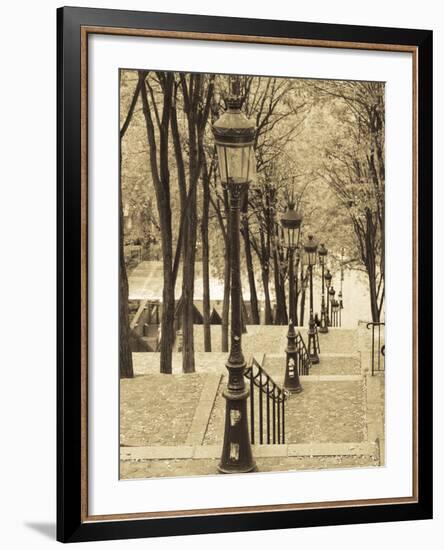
[[181, 183, 197, 373], [366, 251, 380, 322], [294, 261, 299, 326], [367, 270, 380, 322], [139, 71, 175, 374], [201, 166, 212, 351], [273, 249, 287, 325], [364, 208, 380, 323], [262, 267, 273, 324], [299, 288, 306, 327], [222, 241, 231, 352], [241, 202, 260, 324], [118, 78, 141, 379], [241, 292, 248, 334], [160, 271, 175, 374], [179, 72, 213, 371], [119, 191, 134, 379]]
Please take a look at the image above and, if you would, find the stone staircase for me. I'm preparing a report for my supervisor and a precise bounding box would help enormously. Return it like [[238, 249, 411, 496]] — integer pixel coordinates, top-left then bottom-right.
[[122, 325, 385, 477]]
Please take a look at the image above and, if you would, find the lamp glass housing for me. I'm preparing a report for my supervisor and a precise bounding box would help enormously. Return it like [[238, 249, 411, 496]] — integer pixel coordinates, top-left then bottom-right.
[[318, 243, 328, 266], [216, 143, 256, 186], [212, 88, 256, 187], [280, 202, 303, 249], [303, 235, 318, 266], [325, 270, 332, 288]]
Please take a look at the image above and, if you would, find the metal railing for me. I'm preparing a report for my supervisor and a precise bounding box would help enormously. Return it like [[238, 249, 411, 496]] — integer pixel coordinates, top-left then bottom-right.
[[330, 301, 341, 327], [366, 322, 385, 376], [295, 331, 312, 375], [314, 325, 321, 354], [244, 357, 289, 445]]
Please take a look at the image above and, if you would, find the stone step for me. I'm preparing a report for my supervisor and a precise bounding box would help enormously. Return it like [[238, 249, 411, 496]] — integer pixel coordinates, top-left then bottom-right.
[[317, 328, 358, 354], [121, 441, 379, 461], [133, 352, 228, 375], [134, 326, 359, 366], [192, 325, 288, 354], [133, 351, 361, 377], [191, 326, 358, 354], [262, 353, 361, 378]]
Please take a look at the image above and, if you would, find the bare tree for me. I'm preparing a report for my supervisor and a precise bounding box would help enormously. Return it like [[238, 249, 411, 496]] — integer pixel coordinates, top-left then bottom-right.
[[170, 73, 214, 372], [139, 70, 176, 373], [118, 73, 142, 378]]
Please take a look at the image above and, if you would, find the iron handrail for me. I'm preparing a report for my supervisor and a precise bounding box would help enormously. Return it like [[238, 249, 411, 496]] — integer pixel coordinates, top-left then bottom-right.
[[314, 324, 321, 354], [366, 322, 385, 376], [244, 357, 289, 445], [295, 332, 312, 375]]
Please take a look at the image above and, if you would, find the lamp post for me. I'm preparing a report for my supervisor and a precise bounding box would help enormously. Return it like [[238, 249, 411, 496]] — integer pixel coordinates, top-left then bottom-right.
[[213, 75, 256, 474], [339, 248, 344, 327], [338, 290, 343, 327], [304, 235, 320, 364], [318, 243, 328, 334], [338, 248, 344, 326], [329, 286, 336, 327], [284, 321, 303, 393], [332, 298, 339, 327], [280, 200, 303, 325], [325, 269, 332, 327]]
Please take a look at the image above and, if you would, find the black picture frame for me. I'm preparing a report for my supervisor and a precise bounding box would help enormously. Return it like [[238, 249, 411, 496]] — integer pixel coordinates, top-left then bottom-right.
[[57, 6, 433, 543]]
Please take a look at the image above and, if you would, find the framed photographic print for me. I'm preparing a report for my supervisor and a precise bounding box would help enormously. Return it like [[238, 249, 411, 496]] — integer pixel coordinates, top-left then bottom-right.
[[57, 6, 433, 543]]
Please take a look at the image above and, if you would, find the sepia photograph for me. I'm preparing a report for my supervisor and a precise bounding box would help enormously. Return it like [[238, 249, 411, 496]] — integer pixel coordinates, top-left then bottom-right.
[[52, 5, 433, 542], [119, 69, 386, 480]]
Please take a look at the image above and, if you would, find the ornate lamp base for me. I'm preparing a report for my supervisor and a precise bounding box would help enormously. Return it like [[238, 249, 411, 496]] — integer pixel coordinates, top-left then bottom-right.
[[284, 322, 303, 393], [308, 321, 320, 364], [319, 309, 328, 334], [284, 374, 303, 393], [319, 295, 328, 333], [218, 361, 256, 474]]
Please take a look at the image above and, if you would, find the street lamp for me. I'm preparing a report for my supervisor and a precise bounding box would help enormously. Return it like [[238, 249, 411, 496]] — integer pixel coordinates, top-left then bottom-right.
[[213, 75, 256, 474], [338, 290, 343, 327], [318, 243, 328, 334], [332, 297, 339, 327], [325, 269, 332, 327], [281, 200, 303, 325], [329, 286, 336, 327], [303, 235, 320, 364], [339, 248, 344, 327]]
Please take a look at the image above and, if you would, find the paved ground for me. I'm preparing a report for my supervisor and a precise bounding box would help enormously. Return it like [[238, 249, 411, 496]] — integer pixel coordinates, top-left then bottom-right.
[[203, 377, 366, 445], [317, 328, 358, 354], [262, 353, 361, 377], [192, 325, 288, 355], [120, 373, 205, 446], [133, 352, 228, 376]]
